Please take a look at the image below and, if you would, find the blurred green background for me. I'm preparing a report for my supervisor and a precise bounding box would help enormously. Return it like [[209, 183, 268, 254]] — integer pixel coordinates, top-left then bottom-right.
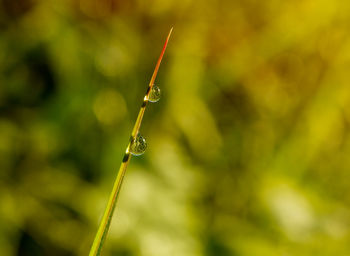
[[1, 0, 350, 255]]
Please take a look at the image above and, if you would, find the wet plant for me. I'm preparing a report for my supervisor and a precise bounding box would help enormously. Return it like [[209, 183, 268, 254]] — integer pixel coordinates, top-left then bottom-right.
[[89, 28, 173, 256]]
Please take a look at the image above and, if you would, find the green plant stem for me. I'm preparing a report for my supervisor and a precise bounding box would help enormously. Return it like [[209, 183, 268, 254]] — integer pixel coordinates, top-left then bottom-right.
[[89, 27, 173, 256]]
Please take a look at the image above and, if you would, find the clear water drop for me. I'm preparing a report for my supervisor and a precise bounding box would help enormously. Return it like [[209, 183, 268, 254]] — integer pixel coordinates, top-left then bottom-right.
[[130, 134, 147, 156], [149, 85, 161, 102]]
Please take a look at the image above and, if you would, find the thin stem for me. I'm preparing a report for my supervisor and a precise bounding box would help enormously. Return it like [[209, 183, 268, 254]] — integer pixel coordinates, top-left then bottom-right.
[[89, 27, 173, 256]]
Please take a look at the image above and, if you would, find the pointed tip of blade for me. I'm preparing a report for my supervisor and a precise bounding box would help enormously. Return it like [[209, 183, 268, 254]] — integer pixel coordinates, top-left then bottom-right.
[[162, 27, 173, 56], [167, 27, 173, 40], [148, 27, 173, 87]]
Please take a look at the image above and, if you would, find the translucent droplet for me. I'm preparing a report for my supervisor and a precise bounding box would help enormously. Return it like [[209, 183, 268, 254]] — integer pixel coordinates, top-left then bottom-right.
[[149, 85, 161, 103], [130, 134, 147, 156]]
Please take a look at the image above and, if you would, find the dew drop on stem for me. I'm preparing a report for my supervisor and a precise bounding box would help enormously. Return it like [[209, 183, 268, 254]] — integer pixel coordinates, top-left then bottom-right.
[[149, 85, 161, 103], [130, 134, 147, 156]]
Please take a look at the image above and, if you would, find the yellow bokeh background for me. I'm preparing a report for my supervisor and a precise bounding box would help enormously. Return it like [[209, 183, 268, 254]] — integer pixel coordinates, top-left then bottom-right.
[[1, 0, 350, 255]]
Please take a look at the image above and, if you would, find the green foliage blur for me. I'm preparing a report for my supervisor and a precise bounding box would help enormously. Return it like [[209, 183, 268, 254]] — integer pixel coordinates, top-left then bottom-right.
[[1, 0, 350, 255]]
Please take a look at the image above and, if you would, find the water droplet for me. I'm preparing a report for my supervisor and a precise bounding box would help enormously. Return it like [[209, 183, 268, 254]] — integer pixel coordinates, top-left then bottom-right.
[[149, 85, 161, 102], [130, 134, 147, 156]]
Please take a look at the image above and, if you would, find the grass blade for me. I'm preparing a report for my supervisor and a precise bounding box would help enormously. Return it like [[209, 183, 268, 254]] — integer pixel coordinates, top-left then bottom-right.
[[89, 27, 173, 256]]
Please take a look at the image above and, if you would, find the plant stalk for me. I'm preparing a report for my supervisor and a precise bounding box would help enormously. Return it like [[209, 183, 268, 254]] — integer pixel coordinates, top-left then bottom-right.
[[89, 27, 173, 256]]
